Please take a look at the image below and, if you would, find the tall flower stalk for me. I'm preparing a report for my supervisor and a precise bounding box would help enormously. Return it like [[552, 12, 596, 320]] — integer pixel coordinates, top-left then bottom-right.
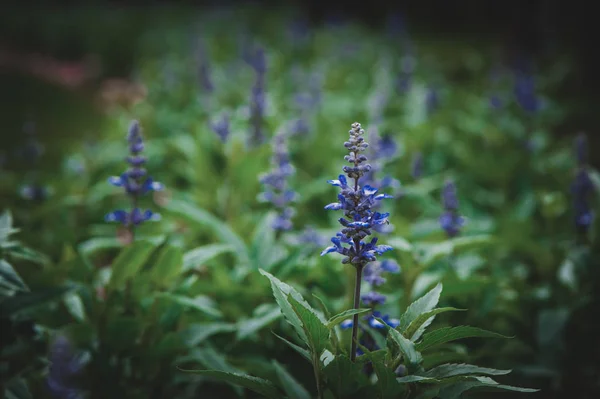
[[439, 179, 465, 238], [321, 122, 393, 361], [246, 46, 267, 145], [258, 127, 297, 232], [105, 120, 164, 240]]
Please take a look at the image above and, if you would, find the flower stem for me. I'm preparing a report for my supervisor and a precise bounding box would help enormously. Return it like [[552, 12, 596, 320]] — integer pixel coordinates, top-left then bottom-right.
[[350, 263, 364, 362]]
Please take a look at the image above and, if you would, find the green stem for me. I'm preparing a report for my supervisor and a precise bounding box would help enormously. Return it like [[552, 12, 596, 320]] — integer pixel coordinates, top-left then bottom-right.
[[313, 356, 323, 399], [350, 264, 364, 362]]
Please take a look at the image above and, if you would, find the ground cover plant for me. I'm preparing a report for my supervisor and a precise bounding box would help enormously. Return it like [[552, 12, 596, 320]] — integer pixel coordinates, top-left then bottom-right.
[[1, 5, 599, 399]]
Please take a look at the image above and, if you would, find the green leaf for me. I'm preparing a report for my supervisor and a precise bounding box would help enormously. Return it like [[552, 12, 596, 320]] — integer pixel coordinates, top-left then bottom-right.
[[288, 295, 330, 356], [0, 210, 17, 244], [182, 243, 234, 271], [272, 360, 311, 399], [0, 286, 72, 316], [63, 292, 86, 321], [416, 326, 510, 352], [399, 283, 442, 332], [150, 245, 183, 285], [322, 355, 367, 398], [312, 293, 332, 319], [106, 316, 141, 351], [180, 346, 241, 373], [77, 237, 123, 259], [403, 307, 465, 341], [326, 308, 371, 329], [179, 370, 281, 399], [180, 322, 236, 347], [157, 293, 222, 318], [386, 325, 423, 367], [165, 199, 250, 269], [250, 212, 286, 270], [437, 376, 538, 398], [5, 245, 51, 265], [0, 259, 28, 295], [272, 332, 312, 363], [109, 241, 155, 289], [260, 269, 326, 343], [236, 305, 282, 341], [422, 363, 511, 379], [396, 375, 438, 383], [365, 350, 403, 399], [4, 377, 32, 399]]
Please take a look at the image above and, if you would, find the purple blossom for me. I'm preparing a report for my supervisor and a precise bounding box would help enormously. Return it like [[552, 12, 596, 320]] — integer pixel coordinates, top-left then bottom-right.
[[247, 46, 267, 145], [321, 123, 393, 265], [258, 129, 297, 231], [211, 113, 230, 143], [411, 152, 423, 180], [439, 179, 465, 237], [46, 335, 85, 399], [105, 120, 164, 228]]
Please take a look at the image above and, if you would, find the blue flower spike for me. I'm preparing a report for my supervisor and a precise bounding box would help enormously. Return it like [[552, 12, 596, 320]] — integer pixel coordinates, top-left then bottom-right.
[[105, 120, 164, 237]]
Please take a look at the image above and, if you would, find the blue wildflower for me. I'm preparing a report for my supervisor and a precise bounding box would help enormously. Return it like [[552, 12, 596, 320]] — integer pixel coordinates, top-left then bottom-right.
[[339, 311, 400, 331], [361, 291, 386, 306], [411, 152, 423, 180], [211, 113, 230, 143], [571, 133, 595, 231], [321, 122, 393, 264], [489, 95, 502, 109], [439, 179, 465, 237], [247, 46, 267, 145], [322, 122, 396, 361], [195, 38, 214, 93], [363, 259, 400, 286], [105, 120, 164, 231], [258, 128, 297, 231], [20, 185, 51, 201], [396, 44, 417, 93], [514, 72, 539, 113], [363, 126, 400, 193], [47, 335, 85, 399], [19, 120, 51, 201], [426, 86, 439, 115]]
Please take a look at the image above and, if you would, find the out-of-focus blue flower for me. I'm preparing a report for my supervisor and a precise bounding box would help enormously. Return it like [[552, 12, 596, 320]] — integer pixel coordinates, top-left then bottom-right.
[[368, 311, 400, 329], [297, 226, 329, 248], [246, 46, 267, 145], [211, 113, 230, 143], [386, 12, 407, 37], [411, 152, 423, 180], [571, 133, 595, 231], [21, 120, 45, 162], [339, 311, 400, 330], [288, 17, 310, 46], [20, 185, 51, 201], [439, 179, 465, 237], [363, 126, 400, 194], [106, 120, 164, 229], [47, 335, 85, 399], [258, 128, 297, 231], [489, 95, 502, 109], [426, 86, 439, 115], [514, 73, 539, 113], [575, 132, 588, 166], [195, 37, 214, 93], [361, 291, 386, 306], [321, 123, 393, 264], [18, 120, 51, 201], [363, 259, 400, 286]]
